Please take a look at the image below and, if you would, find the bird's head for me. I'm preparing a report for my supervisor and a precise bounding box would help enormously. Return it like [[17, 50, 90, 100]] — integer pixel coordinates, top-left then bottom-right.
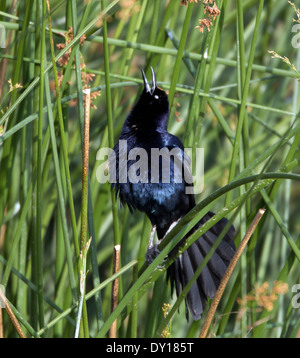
[[140, 67, 169, 116], [126, 67, 169, 131]]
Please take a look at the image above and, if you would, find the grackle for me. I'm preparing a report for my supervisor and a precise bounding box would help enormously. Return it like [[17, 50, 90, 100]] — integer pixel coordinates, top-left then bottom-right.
[[110, 67, 236, 320]]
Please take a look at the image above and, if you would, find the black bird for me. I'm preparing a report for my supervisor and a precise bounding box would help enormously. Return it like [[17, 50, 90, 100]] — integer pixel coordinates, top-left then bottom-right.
[[110, 67, 236, 320]]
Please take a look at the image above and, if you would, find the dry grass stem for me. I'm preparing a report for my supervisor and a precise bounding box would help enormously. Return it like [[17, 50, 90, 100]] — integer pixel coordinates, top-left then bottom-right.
[[109, 244, 121, 338], [199, 208, 266, 338], [0, 288, 26, 338]]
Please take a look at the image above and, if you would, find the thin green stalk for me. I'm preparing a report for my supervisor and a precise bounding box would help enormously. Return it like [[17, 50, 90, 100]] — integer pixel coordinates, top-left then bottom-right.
[[123, 0, 148, 77], [130, 216, 151, 337], [0, 0, 299, 338], [46, 0, 79, 258], [0, 0, 33, 246], [35, 0, 46, 330], [71, 0, 84, 140], [74, 237, 91, 338], [0, 0, 120, 128], [148, 0, 160, 47], [168, 1, 194, 113], [260, 189, 300, 262], [251, 107, 300, 338], [1, 78, 298, 147], [54, 206, 65, 337], [111, 0, 148, 121], [69, 0, 89, 338], [75, 89, 91, 338], [207, 98, 235, 144], [156, 166, 298, 336], [278, 44, 300, 337], [279, 233, 300, 337], [18, 110, 31, 319], [193, 0, 226, 149], [3, 295, 38, 338], [101, 0, 120, 247], [236, 0, 247, 335], [144, 0, 178, 71], [68, 0, 104, 329], [252, 232, 300, 337], [96, 177, 272, 338], [199, 208, 266, 338], [81, 35, 297, 79], [268, 128, 300, 203], [1, 110, 51, 288], [31, 0, 40, 331], [0, 254, 75, 325], [43, 52, 78, 304], [37, 260, 137, 336], [225, 0, 264, 205], [183, 32, 210, 147], [1, 177, 35, 286], [101, 0, 122, 337], [96, 171, 300, 338]]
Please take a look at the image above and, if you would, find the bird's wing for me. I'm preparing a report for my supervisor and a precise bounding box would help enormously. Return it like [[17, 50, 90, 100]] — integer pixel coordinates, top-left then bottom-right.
[[161, 134, 194, 190]]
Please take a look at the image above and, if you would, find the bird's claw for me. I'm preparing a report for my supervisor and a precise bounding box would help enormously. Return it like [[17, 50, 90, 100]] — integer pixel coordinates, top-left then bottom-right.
[[145, 242, 167, 268], [145, 219, 181, 268]]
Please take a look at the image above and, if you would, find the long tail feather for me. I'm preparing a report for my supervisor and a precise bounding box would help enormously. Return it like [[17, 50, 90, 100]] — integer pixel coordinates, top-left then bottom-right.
[[167, 211, 236, 320]]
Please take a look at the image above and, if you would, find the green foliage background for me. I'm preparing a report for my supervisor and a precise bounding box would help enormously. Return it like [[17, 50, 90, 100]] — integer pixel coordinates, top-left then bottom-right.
[[0, 0, 300, 338]]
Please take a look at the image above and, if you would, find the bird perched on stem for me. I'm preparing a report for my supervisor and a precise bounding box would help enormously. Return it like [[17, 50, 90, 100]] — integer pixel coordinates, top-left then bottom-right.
[[110, 67, 236, 320]]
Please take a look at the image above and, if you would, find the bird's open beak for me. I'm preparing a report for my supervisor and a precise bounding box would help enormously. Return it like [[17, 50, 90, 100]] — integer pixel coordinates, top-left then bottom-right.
[[141, 67, 156, 95]]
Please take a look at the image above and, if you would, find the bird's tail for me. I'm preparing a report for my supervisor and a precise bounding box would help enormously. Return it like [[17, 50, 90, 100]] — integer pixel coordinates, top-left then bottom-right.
[[166, 211, 236, 321]]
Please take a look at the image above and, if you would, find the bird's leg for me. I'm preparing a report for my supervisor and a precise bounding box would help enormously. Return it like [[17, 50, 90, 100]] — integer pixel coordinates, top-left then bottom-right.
[[147, 225, 157, 251], [145, 219, 181, 266], [146, 225, 161, 265], [163, 219, 181, 238]]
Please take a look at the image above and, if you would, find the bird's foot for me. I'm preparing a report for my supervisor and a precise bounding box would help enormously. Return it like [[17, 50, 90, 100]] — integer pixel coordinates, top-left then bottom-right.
[[145, 241, 165, 266], [145, 219, 181, 268], [145, 225, 166, 267]]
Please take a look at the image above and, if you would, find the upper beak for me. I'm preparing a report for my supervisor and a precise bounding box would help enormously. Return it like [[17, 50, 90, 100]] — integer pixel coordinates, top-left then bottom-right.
[[141, 66, 156, 95]]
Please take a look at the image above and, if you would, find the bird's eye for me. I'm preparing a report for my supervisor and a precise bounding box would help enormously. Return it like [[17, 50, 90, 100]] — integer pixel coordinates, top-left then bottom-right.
[[154, 95, 159, 100]]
